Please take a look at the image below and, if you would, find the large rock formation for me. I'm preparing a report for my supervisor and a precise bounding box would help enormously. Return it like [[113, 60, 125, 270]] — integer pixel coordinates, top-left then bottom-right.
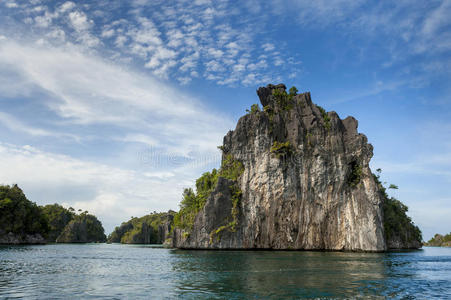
[[173, 84, 418, 251]]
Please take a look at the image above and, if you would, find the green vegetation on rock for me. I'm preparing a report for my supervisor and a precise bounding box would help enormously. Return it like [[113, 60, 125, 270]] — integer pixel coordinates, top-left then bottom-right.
[[40, 204, 75, 242], [0, 184, 48, 240], [270, 141, 293, 158], [317, 105, 331, 130], [246, 103, 261, 114], [174, 154, 244, 233], [108, 211, 175, 244], [374, 172, 422, 247], [56, 212, 106, 243], [272, 86, 298, 111], [347, 161, 363, 187], [425, 233, 451, 247], [0, 184, 106, 244]]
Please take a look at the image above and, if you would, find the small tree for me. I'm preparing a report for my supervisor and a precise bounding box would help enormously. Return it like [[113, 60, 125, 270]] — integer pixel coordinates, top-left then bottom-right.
[[289, 86, 298, 96], [246, 104, 260, 114]]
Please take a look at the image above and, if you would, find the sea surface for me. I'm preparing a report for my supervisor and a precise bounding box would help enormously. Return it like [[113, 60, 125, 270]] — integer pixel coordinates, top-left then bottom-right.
[[0, 244, 450, 299]]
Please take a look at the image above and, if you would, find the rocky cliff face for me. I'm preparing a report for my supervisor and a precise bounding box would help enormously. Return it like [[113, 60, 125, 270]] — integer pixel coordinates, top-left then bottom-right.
[[173, 84, 388, 251], [0, 231, 46, 245]]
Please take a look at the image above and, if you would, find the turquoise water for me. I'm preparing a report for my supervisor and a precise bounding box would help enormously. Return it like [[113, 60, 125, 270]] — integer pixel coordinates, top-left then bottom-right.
[[0, 244, 450, 299]]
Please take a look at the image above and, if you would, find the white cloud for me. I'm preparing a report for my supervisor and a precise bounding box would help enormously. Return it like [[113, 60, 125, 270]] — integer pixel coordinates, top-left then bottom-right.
[[0, 40, 232, 155], [68, 11, 93, 32], [0, 142, 204, 232], [101, 29, 115, 38], [421, 1, 451, 36], [5, 2, 18, 8], [46, 29, 66, 42], [59, 1, 76, 14], [262, 43, 275, 52], [0, 112, 78, 143]]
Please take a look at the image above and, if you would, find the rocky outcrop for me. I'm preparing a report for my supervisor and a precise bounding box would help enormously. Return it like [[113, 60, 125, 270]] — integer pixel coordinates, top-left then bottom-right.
[[387, 235, 422, 249], [0, 230, 46, 245], [56, 213, 106, 243], [158, 219, 173, 243], [173, 84, 400, 251]]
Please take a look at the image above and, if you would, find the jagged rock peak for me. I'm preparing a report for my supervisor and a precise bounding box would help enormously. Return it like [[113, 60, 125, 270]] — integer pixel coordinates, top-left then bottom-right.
[[172, 83, 419, 252], [257, 83, 287, 106]]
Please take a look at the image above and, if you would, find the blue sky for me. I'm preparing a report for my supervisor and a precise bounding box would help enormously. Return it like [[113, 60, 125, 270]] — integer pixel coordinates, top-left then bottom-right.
[[0, 0, 450, 238]]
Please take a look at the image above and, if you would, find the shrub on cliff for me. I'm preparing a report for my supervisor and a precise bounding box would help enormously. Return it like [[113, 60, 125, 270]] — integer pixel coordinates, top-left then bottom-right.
[[246, 104, 260, 114], [270, 141, 293, 158], [174, 155, 244, 232]]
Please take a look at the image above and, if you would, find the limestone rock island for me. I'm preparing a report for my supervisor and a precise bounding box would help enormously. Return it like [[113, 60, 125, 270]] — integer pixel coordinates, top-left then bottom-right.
[[172, 84, 421, 251]]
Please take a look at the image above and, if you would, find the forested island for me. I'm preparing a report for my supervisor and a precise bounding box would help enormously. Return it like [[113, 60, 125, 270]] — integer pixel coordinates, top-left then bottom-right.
[[108, 211, 174, 244], [425, 233, 451, 247], [0, 184, 106, 244]]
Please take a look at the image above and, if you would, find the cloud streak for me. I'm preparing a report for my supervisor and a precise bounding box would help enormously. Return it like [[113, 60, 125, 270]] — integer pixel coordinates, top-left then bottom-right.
[[0, 40, 232, 154]]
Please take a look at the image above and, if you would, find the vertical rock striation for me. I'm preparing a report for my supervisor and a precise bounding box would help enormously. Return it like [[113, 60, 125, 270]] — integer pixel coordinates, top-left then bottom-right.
[[173, 84, 387, 251]]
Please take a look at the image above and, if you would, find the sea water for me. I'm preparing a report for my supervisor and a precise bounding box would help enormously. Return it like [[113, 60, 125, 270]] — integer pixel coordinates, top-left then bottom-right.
[[1, 244, 450, 299]]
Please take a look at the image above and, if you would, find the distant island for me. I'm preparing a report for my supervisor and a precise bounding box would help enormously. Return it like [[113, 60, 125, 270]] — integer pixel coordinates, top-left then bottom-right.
[[170, 84, 422, 251], [0, 184, 106, 244], [108, 211, 174, 245], [425, 233, 451, 247]]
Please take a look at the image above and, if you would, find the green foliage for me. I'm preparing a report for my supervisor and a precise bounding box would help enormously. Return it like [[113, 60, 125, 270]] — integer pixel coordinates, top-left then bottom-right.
[[347, 162, 363, 187], [229, 185, 241, 231], [272, 88, 294, 111], [81, 212, 106, 242], [219, 155, 244, 181], [317, 105, 331, 130], [56, 211, 106, 243], [289, 86, 298, 96], [0, 184, 48, 237], [270, 141, 292, 157], [373, 173, 422, 245], [425, 232, 451, 247], [388, 184, 399, 190], [108, 211, 175, 244], [263, 105, 275, 133], [246, 103, 261, 114], [40, 204, 75, 242], [174, 155, 244, 233]]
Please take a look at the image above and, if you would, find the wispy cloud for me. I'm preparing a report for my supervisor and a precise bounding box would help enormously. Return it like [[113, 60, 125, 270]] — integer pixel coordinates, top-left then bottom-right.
[[0, 40, 232, 155], [0, 111, 77, 140]]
